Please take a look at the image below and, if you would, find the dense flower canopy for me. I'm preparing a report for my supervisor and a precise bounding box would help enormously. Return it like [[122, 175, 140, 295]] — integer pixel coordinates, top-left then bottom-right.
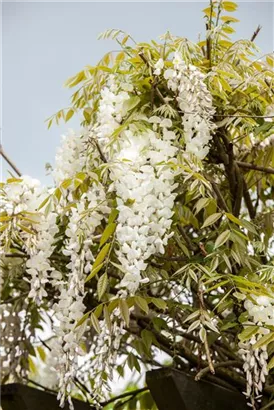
[[1, 1, 274, 409]]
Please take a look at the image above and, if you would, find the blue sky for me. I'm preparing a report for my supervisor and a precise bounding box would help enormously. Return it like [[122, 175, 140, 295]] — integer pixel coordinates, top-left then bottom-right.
[[2, 1, 273, 183]]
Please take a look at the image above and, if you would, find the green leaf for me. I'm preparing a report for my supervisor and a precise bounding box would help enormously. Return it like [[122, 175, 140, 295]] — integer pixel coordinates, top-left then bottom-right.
[[267, 356, 274, 370], [37, 195, 51, 211], [54, 187, 62, 202], [90, 313, 101, 333], [220, 15, 239, 23], [83, 109, 91, 122], [134, 296, 149, 314], [47, 118, 53, 129], [184, 310, 200, 323], [0, 215, 11, 222], [127, 352, 136, 371], [266, 55, 274, 67], [65, 109, 74, 122], [201, 213, 222, 229], [110, 261, 127, 274], [194, 197, 211, 215], [188, 320, 200, 333], [17, 224, 35, 235], [203, 7, 217, 18], [37, 346, 46, 362], [7, 177, 23, 183], [225, 213, 257, 234], [214, 230, 231, 249], [64, 71, 85, 88], [108, 208, 119, 224], [151, 298, 167, 310], [238, 326, 259, 342], [28, 357, 36, 374], [104, 305, 112, 332], [93, 243, 110, 269], [123, 96, 140, 112], [99, 222, 116, 247], [85, 263, 104, 283], [108, 298, 119, 313], [76, 311, 91, 328], [61, 179, 72, 190], [141, 329, 153, 350], [119, 299, 130, 327], [222, 1, 238, 12], [94, 304, 103, 318], [253, 332, 274, 350], [97, 272, 108, 301]]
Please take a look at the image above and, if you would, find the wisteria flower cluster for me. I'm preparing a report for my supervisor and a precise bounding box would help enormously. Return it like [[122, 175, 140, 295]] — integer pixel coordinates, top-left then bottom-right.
[[239, 295, 274, 407], [2, 4, 274, 409]]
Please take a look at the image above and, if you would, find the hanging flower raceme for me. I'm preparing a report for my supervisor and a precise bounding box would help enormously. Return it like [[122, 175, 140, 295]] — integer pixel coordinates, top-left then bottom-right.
[[53, 183, 110, 409], [94, 74, 131, 147], [109, 120, 178, 294], [0, 176, 59, 304], [93, 73, 179, 294], [25, 212, 59, 304], [162, 51, 216, 159], [239, 295, 274, 408], [90, 306, 125, 399], [0, 43, 218, 409], [53, 129, 89, 185], [0, 301, 34, 382]]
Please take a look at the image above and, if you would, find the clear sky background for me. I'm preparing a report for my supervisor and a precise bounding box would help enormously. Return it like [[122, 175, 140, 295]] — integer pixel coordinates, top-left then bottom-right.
[[2, 1, 274, 184]]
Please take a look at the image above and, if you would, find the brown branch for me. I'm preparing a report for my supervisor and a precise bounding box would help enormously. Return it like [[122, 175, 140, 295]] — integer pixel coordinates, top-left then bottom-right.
[[197, 287, 215, 375], [243, 179, 256, 219], [177, 224, 197, 251], [22, 377, 57, 395], [233, 162, 243, 217], [180, 111, 274, 119], [130, 312, 246, 391], [195, 360, 243, 381], [101, 387, 148, 407], [237, 161, 274, 175], [94, 140, 108, 163], [250, 25, 262, 42], [205, 23, 212, 65], [155, 254, 188, 262], [0, 144, 22, 177], [211, 181, 229, 212]]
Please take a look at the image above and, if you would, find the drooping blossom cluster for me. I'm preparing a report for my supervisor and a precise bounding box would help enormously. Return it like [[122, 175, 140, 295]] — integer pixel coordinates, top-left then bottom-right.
[[0, 49, 218, 408], [158, 52, 215, 159], [0, 175, 42, 216], [93, 74, 179, 293], [53, 183, 110, 409], [239, 295, 273, 408], [0, 302, 33, 381], [53, 129, 88, 185], [90, 307, 125, 399], [94, 74, 131, 146], [0, 175, 60, 304], [110, 121, 178, 294], [25, 212, 59, 304]]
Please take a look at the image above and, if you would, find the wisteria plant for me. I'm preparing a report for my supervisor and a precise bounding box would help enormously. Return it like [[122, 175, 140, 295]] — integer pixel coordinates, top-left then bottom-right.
[[1, 1, 274, 409]]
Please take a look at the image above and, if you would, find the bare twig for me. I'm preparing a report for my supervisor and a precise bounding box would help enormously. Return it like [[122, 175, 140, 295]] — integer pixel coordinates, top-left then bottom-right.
[[198, 287, 215, 375], [23, 377, 57, 395], [250, 25, 262, 42], [177, 224, 197, 251], [94, 140, 108, 163], [243, 179, 256, 219], [237, 161, 274, 175], [195, 360, 242, 381], [0, 144, 22, 177], [101, 387, 148, 407], [211, 181, 229, 212]]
